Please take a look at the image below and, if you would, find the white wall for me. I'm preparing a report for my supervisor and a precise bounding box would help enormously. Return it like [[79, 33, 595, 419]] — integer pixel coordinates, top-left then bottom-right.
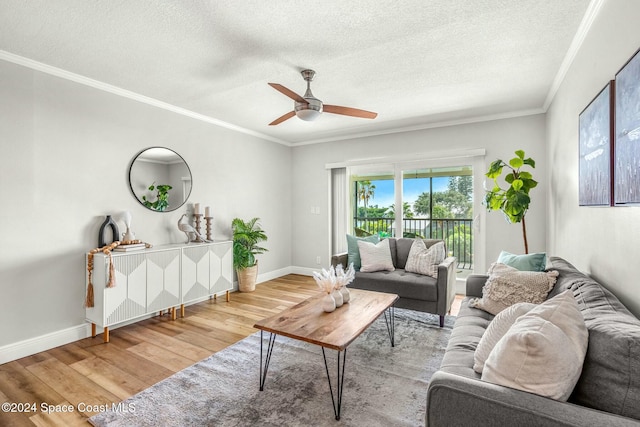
[[291, 114, 547, 274], [0, 59, 292, 349], [547, 0, 640, 316]]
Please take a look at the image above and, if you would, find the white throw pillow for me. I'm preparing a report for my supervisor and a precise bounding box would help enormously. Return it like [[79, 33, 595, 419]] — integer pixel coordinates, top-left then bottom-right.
[[405, 240, 445, 278], [469, 263, 558, 315], [481, 290, 588, 401], [473, 302, 537, 374], [357, 239, 395, 273]]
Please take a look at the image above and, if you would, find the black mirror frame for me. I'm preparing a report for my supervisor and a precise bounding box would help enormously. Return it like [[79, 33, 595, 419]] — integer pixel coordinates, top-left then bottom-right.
[[128, 147, 193, 213]]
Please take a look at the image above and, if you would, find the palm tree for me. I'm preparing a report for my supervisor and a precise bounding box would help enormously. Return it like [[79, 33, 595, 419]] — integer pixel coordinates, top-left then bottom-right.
[[357, 180, 376, 218]]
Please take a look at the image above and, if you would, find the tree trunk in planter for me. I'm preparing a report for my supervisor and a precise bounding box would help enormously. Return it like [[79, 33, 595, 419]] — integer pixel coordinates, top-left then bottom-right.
[[237, 262, 258, 292]]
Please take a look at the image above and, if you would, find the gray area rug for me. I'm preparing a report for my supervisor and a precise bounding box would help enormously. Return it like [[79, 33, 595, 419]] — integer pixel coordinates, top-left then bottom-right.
[[89, 309, 454, 427]]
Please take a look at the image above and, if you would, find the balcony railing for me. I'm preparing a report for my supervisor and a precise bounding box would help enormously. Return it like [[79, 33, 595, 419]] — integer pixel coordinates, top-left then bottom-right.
[[353, 217, 473, 270]]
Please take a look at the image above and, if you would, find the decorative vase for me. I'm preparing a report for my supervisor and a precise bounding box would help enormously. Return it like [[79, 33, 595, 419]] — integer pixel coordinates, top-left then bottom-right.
[[123, 227, 136, 241], [322, 293, 336, 313], [98, 215, 120, 247], [340, 287, 351, 304], [332, 289, 344, 307]]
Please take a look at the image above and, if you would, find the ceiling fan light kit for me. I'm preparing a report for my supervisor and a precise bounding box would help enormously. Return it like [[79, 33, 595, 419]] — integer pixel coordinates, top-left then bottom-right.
[[268, 69, 377, 125]]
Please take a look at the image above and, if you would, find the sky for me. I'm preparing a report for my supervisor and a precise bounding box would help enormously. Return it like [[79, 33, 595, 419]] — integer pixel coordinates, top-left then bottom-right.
[[366, 177, 449, 209]]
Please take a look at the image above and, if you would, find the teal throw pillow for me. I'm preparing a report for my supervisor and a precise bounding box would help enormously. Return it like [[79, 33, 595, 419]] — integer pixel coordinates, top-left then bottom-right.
[[497, 251, 547, 272], [346, 234, 380, 270]]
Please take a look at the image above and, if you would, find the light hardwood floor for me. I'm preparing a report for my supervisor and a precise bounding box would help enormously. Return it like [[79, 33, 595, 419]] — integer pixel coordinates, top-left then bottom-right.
[[0, 275, 463, 426]]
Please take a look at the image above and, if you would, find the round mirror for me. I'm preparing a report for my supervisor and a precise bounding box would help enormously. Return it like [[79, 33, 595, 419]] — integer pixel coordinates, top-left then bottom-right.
[[128, 147, 192, 212]]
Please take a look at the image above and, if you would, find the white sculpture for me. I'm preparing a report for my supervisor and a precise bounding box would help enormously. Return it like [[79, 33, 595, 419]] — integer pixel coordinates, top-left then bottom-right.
[[178, 214, 210, 243]]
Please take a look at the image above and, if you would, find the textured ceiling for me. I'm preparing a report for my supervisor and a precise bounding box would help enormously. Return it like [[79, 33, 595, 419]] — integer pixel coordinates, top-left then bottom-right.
[[0, 0, 592, 145]]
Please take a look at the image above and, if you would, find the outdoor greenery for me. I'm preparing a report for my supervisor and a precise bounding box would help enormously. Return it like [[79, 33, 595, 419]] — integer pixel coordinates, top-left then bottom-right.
[[232, 217, 268, 270], [484, 150, 537, 254], [352, 174, 474, 267], [142, 182, 172, 211]]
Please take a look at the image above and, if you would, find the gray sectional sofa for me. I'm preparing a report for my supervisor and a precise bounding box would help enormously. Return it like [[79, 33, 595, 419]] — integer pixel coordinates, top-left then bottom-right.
[[426, 256, 640, 426], [332, 238, 457, 327]]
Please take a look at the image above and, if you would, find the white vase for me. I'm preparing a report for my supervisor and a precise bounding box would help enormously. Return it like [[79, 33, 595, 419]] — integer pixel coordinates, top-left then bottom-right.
[[332, 289, 344, 307], [322, 293, 336, 313], [340, 287, 351, 304]]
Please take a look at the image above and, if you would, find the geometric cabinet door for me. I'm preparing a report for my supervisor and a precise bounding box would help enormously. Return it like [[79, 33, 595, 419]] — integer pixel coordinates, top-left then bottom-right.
[[210, 241, 233, 294], [146, 249, 181, 312], [181, 241, 233, 305]]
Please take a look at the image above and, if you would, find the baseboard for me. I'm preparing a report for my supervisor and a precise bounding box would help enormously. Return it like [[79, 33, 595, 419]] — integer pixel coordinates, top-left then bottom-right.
[[0, 323, 90, 365]]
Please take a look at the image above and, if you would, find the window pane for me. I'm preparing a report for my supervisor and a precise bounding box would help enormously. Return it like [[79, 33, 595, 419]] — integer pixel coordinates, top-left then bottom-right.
[[352, 172, 394, 237]]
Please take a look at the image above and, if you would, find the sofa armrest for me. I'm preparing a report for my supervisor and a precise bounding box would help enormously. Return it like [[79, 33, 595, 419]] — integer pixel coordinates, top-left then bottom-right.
[[426, 370, 640, 427], [331, 253, 348, 268], [466, 274, 488, 298], [436, 256, 457, 316]]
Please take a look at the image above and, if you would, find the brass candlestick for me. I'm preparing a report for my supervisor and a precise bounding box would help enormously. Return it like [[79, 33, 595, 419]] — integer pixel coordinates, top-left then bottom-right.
[[205, 216, 213, 241], [193, 214, 204, 242]]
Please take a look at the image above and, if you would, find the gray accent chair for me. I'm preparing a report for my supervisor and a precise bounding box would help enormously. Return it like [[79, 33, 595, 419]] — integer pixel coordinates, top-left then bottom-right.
[[426, 256, 640, 426], [331, 238, 457, 327]]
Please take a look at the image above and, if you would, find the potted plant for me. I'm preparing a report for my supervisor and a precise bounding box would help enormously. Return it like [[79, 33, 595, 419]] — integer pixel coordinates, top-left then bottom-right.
[[484, 150, 538, 254], [232, 217, 268, 292]]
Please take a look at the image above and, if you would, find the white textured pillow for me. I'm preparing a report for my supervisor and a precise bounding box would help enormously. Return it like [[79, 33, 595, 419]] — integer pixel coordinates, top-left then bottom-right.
[[470, 263, 558, 315], [405, 240, 445, 278], [474, 302, 537, 374], [482, 290, 588, 401], [358, 239, 395, 273]]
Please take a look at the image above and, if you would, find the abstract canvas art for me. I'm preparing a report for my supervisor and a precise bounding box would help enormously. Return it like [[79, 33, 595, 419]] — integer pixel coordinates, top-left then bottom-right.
[[614, 48, 640, 205], [579, 82, 613, 206]]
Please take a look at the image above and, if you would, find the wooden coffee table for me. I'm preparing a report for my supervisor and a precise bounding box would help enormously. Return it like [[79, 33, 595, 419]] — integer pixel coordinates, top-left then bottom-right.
[[253, 288, 399, 420]]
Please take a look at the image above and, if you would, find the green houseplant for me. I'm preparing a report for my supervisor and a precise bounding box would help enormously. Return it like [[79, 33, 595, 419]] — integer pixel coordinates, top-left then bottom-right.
[[485, 150, 537, 254], [232, 217, 268, 292], [142, 182, 172, 211]]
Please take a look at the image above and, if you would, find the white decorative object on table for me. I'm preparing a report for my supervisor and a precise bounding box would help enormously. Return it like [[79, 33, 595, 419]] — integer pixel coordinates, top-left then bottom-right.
[[178, 213, 211, 243], [322, 293, 336, 313], [332, 288, 344, 307], [120, 211, 136, 241], [313, 263, 355, 311], [335, 263, 356, 304]]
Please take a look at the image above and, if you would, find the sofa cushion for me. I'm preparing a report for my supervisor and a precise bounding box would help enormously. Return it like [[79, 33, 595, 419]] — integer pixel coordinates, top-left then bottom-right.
[[439, 296, 491, 379], [358, 239, 395, 273], [497, 250, 547, 272], [346, 234, 379, 270], [395, 238, 444, 269], [481, 290, 588, 401], [470, 263, 558, 315], [473, 302, 537, 374], [550, 257, 640, 420], [353, 269, 437, 301], [405, 240, 445, 278]]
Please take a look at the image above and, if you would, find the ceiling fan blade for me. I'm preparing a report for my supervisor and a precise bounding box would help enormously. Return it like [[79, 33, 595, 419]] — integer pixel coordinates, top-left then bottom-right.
[[268, 83, 307, 103], [269, 111, 296, 126], [323, 105, 377, 119]]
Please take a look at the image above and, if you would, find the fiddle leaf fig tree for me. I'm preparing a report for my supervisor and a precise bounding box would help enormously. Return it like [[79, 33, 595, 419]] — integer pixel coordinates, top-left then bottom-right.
[[485, 150, 537, 254]]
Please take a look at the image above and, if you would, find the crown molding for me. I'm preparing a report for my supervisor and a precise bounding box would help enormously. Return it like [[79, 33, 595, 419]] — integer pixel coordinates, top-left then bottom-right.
[[295, 108, 545, 146], [0, 50, 291, 147], [543, 0, 605, 110]]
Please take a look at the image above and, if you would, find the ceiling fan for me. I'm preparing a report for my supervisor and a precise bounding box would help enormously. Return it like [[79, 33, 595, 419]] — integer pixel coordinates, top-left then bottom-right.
[[268, 69, 378, 126]]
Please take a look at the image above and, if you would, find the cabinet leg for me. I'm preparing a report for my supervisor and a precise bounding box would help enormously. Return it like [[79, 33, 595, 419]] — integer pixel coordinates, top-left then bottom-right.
[[226, 290, 230, 302], [171, 307, 177, 321], [91, 323, 96, 338], [213, 294, 217, 301], [103, 327, 110, 343], [180, 304, 185, 318]]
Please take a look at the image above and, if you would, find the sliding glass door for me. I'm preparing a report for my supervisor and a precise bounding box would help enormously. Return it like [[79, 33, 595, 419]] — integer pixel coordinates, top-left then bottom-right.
[[350, 164, 474, 273]]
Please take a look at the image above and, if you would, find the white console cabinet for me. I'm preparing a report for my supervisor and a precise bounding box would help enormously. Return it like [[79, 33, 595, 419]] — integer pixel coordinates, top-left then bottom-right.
[[86, 240, 233, 342]]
